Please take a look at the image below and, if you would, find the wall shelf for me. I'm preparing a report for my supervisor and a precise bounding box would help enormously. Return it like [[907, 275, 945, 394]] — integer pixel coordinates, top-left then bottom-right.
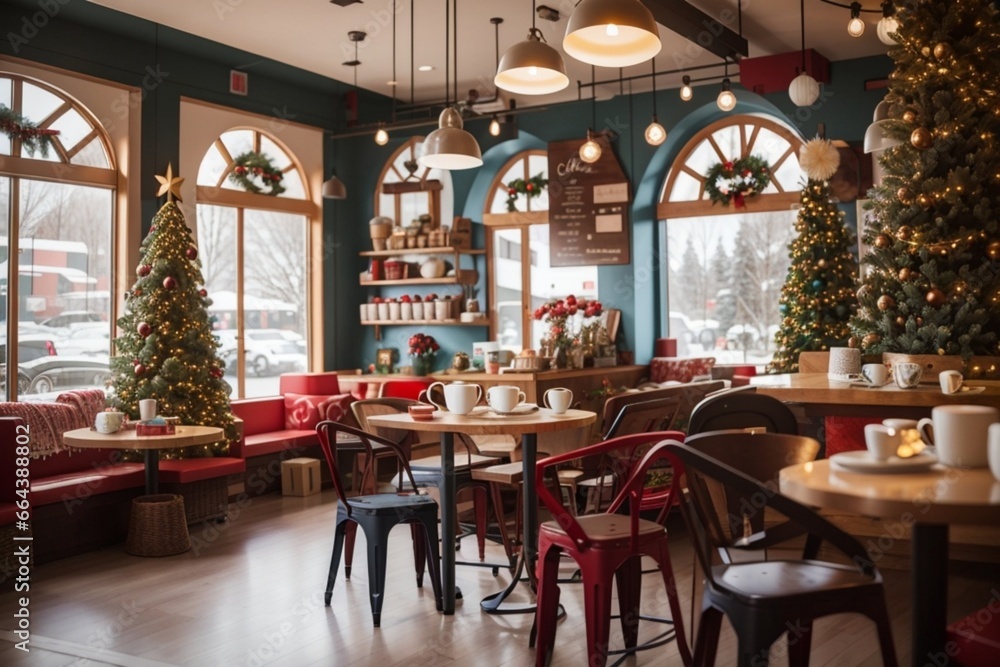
[[360, 277, 458, 287], [360, 247, 485, 258], [361, 320, 487, 327]]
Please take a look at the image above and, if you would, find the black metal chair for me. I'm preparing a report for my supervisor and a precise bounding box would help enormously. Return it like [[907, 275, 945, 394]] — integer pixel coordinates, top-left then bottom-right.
[[664, 440, 898, 667], [687, 389, 798, 436], [315, 420, 442, 627]]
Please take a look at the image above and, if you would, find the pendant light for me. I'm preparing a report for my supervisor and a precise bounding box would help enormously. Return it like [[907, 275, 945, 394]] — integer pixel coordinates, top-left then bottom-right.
[[876, 2, 899, 45], [322, 172, 347, 199], [644, 59, 666, 146], [680, 75, 693, 102], [563, 0, 661, 68], [495, 0, 568, 95], [420, 0, 482, 170], [716, 61, 736, 112], [847, 2, 865, 36], [374, 124, 389, 146], [789, 0, 820, 107], [579, 66, 602, 163], [863, 99, 904, 153], [489, 116, 501, 136]]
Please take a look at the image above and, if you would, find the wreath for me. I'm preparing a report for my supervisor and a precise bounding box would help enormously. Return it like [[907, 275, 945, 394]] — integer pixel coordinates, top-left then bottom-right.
[[0, 105, 60, 157], [704, 155, 771, 208], [228, 151, 286, 196], [506, 172, 548, 212]]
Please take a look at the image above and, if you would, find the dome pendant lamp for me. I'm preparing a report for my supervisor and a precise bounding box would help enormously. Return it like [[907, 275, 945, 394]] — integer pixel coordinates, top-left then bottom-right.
[[495, 0, 568, 95], [420, 0, 482, 170], [563, 0, 661, 68]]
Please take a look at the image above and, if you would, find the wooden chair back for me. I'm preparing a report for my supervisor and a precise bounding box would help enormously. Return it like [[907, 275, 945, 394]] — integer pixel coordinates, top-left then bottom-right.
[[599, 379, 726, 437], [688, 390, 798, 436]]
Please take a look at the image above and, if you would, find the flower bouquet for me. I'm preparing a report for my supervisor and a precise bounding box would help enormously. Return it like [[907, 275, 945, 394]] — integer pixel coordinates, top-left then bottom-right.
[[408, 333, 440, 376], [533, 295, 603, 367]]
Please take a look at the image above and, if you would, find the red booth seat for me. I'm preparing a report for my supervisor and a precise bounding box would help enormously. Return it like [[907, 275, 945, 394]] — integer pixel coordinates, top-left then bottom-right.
[[947, 603, 1000, 667], [650, 357, 716, 384], [159, 457, 245, 484], [279, 372, 341, 395], [31, 463, 145, 507]]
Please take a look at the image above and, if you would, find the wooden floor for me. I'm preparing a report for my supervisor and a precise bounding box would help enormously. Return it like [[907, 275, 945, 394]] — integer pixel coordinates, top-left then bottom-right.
[[1, 490, 998, 667]]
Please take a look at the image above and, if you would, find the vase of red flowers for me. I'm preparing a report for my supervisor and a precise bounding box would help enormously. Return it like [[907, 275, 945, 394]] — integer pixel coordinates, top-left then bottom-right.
[[408, 333, 439, 376], [533, 295, 603, 369]]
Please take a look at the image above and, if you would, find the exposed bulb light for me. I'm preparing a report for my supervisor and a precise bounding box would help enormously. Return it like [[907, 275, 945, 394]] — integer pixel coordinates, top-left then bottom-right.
[[680, 75, 693, 101], [374, 125, 389, 145], [579, 131, 602, 163], [489, 116, 501, 136], [847, 2, 865, 37], [644, 118, 666, 146], [419, 107, 483, 170], [717, 78, 736, 112], [495, 27, 569, 95], [877, 3, 899, 45], [563, 0, 661, 68]]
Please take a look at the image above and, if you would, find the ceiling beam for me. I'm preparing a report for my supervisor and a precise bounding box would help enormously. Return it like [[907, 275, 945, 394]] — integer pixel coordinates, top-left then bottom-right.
[[642, 0, 748, 61]]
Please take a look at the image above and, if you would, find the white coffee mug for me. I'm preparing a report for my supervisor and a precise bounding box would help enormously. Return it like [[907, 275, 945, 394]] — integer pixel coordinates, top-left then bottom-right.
[[487, 385, 526, 414], [139, 399, 157, 421], [939, 370, 963, 394], [543, 388, 573, 414], [95, 411, 124, 434], [426, 381, 482, 415], [988, 423, 1000, 482], [865, 423, 900, 461], [893, 362, 923, 389], [861, 363, 888, 386], [917, 404, 998, 467]]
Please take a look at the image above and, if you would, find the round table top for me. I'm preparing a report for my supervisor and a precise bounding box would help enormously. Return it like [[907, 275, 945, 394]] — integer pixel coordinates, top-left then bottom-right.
[[780, 459, 1000, 525], [367, 407, 596, 437], [62, 425, 225, 451]]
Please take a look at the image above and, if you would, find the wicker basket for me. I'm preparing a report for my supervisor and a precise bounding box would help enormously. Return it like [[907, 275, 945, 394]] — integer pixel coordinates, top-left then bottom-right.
[[511, 356, 552, 371], [125, 494, 191, 557], [163, 478, 229, 525]]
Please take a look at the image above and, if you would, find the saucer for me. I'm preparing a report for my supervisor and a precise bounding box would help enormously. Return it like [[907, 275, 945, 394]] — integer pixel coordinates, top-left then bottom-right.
[[830, 450, 939, 474], [483, 404, 539, 417]]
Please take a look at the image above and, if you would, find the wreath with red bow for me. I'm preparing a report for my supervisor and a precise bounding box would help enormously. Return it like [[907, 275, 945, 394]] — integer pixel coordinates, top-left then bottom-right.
[[0, 105, 60, 158], [228, 151, 286, 196], [505, 172, 548, 212], [704, 155, 771, 208]]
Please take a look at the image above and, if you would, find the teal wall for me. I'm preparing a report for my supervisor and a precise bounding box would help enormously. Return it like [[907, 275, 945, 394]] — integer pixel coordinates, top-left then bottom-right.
[[1, 0, 892, 371]]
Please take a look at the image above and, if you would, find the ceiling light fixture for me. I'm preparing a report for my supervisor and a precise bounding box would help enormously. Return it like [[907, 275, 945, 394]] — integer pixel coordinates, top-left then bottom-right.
[[863, 99, 904, 153], [374, 124, 389, 145], [847, 1, 865, 36], [563, 0, 661, 68], [420, 0, 482, 170], [495, 0, 568, 95], [680, 74, 693, 101], [579, 66, 603, 163], [489, 116, 501, 136], [789, 0, 820, 107], [876, 1, 899, 45], [322, 172, 347, 199], [716, 60, 736, 112], [418, 65, 434, 72], [644, 59, 666, 146]]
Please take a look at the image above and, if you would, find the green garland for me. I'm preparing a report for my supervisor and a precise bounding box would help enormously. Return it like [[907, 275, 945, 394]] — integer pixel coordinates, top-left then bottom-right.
[[506, 172, 548, 212], [228, 151, 286, 196], [704, 155, 771, 208], [0, 105, 60, 157]]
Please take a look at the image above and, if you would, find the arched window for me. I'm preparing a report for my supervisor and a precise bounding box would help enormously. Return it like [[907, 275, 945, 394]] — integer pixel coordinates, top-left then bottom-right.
[[482, 150, 599, 352], [374, 137, 454, 227], [1, 72, 119, 399], [195, 127, 317, 399], [658, 115, 805, 365]]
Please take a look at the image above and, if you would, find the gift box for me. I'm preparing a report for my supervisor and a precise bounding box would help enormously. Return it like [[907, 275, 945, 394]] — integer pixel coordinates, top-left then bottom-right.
[[136, 422, 176, 436]]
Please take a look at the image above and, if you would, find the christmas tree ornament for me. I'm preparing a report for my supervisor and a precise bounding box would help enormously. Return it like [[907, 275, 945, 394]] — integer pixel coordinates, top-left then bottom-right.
[[933, 42, 952, 60], [798, 138, 841, 181], [896, 226, 912, 241], [137, 264, 151, 277], [874, 234, 891, 248], [135, 364, 146, 375], [910, 127, 933, 150], [137, 322, 152, 337], [186, 246, 198, 260], [154, 163, 185, 202], [899, 267, 912, 281], [926, 288, 945, 306], [902, 110, 918, 124], [921, 46, 932, 57], [163, 276, 177, 290], [917, 193, 932, 208], [988, 240, 1000, 260], [857, 284, 871, 300], [862, 333, 881, 348], [877, 295, 895, 311], [199, 288, 208, 297], [916, 317, 923, 326], [817, 258, 827, 269], [897, 187, 913, 203], [848, 336, 861, 348], [134, 288, 142, 297], [896, 316, 906, 326]]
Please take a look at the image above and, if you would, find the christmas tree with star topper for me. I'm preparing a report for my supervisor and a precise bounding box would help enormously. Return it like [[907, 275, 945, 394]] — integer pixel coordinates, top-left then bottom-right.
[[851, 1, 1000, 365], [768, 139, 859, 373], [110, 165, 236, 456]]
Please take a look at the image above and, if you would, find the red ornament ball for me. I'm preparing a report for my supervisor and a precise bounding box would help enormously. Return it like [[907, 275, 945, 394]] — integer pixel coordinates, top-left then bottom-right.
[[927, 288, 945, 307], [137, 264, 151, 277], [525, 183, 534, 192], [133, 358, 141, 366], [210, 367, 223, 379], [137, 322, 152, 338], [199, 288, 208, 297], [133, 288, 142, 297], [163, 276, 177, 290], [507, 187, 517, 196], [186, 246, 198, 260], [135, 364, 147, 375]]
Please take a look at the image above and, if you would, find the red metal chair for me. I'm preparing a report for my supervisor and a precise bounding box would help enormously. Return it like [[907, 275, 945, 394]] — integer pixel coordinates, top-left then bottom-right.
[[534, 431, 693, 667]]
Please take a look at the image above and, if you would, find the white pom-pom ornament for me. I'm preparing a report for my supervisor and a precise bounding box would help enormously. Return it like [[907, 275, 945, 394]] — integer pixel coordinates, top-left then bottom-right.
[[799, 138, 841, 181]]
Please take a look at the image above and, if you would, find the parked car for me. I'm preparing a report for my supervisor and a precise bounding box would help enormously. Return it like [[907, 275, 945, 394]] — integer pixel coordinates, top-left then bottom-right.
[[1, 356, 111, 395], [56, 323, 111, 357], [0, 334, 59, 362], [37, 311, 105, 328], [212, 329, 306, 376]]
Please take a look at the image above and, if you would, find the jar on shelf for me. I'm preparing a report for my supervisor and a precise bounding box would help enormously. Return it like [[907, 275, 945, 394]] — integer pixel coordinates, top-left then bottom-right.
[[385, 260, 404, 281], [400, 301, 413, 320], [388, 301, 401, 320], [412, 300, 425, 320]]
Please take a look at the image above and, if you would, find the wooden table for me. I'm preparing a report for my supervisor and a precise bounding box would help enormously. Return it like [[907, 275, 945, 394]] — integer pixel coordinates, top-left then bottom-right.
[[367, 408, 596, 615], [63, 426, 225, 495], [751, 373, 1000, 418], [780, 460, 1000, 665]]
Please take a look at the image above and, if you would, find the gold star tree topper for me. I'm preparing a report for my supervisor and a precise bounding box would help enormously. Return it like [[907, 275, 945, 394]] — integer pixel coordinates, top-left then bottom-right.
[[155, 163, 185, 202]]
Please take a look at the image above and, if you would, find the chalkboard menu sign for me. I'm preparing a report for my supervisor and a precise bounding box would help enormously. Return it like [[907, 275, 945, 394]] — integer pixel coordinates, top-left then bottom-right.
[[546, 137, 631, 267]]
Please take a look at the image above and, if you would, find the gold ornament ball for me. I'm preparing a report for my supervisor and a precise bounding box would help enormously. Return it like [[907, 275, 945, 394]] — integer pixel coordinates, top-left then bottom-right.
[[911, 127, 933, 150], [933, 42, 952, 60], [918, 193, 932, 208], [862, 333, 881, 348], [897, 187, 913, 203], [874, 234, 891, 248], [896, 226, 912, 241], [987, 240, 1000, 260], [926, 288, 945, 306], [896, 316, 906, 326], [797, 295, 807, 305], [877, 294, 895, 311], [848, 336, 861, 348], [921, 46, 932, 57], [916, 317, 924, 326], [902, 110, 917, 124], [899, 267, 912, 281], [817, 258, 827, 269]]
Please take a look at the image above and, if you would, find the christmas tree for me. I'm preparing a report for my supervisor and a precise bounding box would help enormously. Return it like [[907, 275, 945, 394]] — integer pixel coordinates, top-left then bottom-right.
[[851, 1, 1000, 360], [769, 139, 858, 373], [111, 171, 235, 456]]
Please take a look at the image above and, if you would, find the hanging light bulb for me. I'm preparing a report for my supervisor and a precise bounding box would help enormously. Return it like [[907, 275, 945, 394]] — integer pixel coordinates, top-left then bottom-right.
[[876, 2, 899, 45], [717, 78, 736, 112], [644, 118, 666, 146], [489, 116, 501, 136], [847, 2, 865, 37], [374, 125, 389, 145], [680, 75, 693, 101], [563, 0, 661, 68], [579, 131, 602, 163]]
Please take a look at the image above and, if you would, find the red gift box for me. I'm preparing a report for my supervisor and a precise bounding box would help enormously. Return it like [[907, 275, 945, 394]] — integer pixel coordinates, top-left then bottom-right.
[[136, 423, 176, 436]]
